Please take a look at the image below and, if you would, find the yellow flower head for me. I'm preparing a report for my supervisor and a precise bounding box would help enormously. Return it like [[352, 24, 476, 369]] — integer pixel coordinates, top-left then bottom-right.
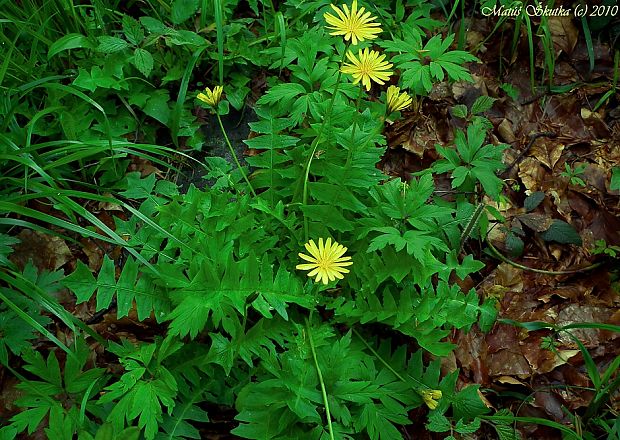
[[296, 238, 353, 285], [386, 85, 412, 113], [341, 48, 393, 91], [420, 389, 442, 410], [323, 0, 382, 46], [197, 85, 223, 107]]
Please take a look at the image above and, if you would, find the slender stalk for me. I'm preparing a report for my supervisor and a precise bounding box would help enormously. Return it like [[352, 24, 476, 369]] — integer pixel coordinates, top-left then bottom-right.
[[302, 47, 349, 241], [306, 318, 335, 440], [345, 85, 364, 167], [215, 112, 257, 197], [352, 328, 426, 389], [486, 238, 601, 275], [214, 0, 224, 84]]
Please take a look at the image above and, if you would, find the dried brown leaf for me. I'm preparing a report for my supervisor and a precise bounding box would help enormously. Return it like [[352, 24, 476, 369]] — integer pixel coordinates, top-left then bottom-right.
[[530, 140, 565, 170], [10, 230, 72, 271], [519, 157, 547, 192], [517, 213, 554, 232], [549, 16, 579, 54], [498, 118, 516, 143]]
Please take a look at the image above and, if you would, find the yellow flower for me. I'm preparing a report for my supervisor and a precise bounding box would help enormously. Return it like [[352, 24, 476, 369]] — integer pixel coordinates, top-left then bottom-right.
[[386, 85, 412, 113], [197, 85, 223, 107], [341, 48, 393, 91], [323, 0, 382, 46], [420, 389, 442, 410], [296, 238, 353, 285]]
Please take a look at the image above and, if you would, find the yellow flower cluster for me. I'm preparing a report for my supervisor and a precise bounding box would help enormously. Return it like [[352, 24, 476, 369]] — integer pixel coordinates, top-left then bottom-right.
[[341, 48, 393, 92], [323, 0, 381, 46], [296, 238, 352, 285], [324, 1, 394, 91], [386, 85, 412, 113], [420, 389, 443, 410], [197, 85, 223, 108]]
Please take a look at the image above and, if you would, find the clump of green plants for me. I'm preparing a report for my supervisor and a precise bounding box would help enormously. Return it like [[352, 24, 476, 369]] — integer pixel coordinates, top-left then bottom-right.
[[3, 1, 617, 440]]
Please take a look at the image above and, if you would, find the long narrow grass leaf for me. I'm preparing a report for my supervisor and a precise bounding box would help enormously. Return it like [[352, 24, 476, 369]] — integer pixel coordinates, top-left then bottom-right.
[[0, 289, 78, 363], [171, 46, 208, 148], [214, 0, 224, 84]]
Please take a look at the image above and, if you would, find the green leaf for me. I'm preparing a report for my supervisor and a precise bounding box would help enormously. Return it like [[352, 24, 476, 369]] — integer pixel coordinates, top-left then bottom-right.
[[0, 425, 18, 439], [611, 166, 620, 191], [426, 412, 451, 432], [0, 233, 20, 267], [471, 96, 496, 114], [167, 254, 309, 339], [309, 182, 368, 214], [494, 423, 522, 440], [472, 167, 503, 200], [0, 312, 37, 362], [143, 90, 171, 125], [539, 220, 582, 245], [48, 33, 94, 59], [19, 348, 62, 388], [454, 254, 485, 280], [167, 29, 207, 47], [63, 261, 96, 303], [64, 255, 116, 311], [10, 406, 49, 436], [452, 104, 468, 119], [132, 48, 154, 77], [130, 381, 174, 439], [479, 299, 498, 332], [500, 83, 520, 101], [171, 0, 199, 24], [159, 398, 208, 439], [96, 256, 117, 311], [44, 403, 75, 440], [301, 205, 353, 232], [505, 233, 524, 257], [524, 191, 545, 212], [122, 15, 144, 45], [140, 17, 167, 34], [207, 333, 235, 374], [455, 417, 481, 434], [257, 83, 306, 107], [96, 36, 129, 53], [451, 385, 489, 419]]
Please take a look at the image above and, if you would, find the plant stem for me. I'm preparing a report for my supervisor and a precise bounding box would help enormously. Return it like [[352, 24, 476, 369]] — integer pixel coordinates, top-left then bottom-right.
[[345, 85, 364, 168], [302, 46, 348, 241], [306, 318, 335, 440], [352, 328, 426, 390], [486, 238, 601, 275], [215, 112, 257, 197]]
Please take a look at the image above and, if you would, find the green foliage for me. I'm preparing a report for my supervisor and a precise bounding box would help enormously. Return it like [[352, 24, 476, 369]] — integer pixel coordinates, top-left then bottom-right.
[[98, 340, 179, 440], [539, 219, 583, 246], [232, 327, 476, 440], [434, 121, 507, 200], [383, 33, 479, 95], [2, 338, 107, 439], [561, 163, 587, 187], [611, 167, 620, 191], [0, 0, 527, 439]]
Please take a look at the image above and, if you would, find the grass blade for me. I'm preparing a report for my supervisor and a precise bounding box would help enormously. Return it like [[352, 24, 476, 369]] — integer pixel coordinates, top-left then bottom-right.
[[214, 0, 224, 84]]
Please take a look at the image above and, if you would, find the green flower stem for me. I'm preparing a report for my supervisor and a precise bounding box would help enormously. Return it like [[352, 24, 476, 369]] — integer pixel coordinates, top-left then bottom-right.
[[306, 317, 335, 440], [352, 328, 427, 392], [215, 112, 257, 198], [351, 85, 363, 138], [302, 46, 349, 241], [486, 238, 601, 275], [345, 85, 364, 167]]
